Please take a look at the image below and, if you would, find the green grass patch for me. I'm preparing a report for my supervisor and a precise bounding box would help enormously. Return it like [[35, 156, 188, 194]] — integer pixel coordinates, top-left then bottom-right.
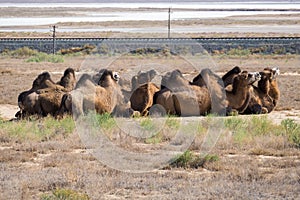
[[165, 116, 180, 130], [226, 48, 251, 57], [85, 112, 116, 130], [140, 117, 155, 131], [224, 116, 300, 147], [0, 116, 75, 142]]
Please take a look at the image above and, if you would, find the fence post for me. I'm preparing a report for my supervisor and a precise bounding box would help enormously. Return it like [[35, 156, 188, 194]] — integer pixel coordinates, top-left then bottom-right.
[[51, 25, 57, 54]]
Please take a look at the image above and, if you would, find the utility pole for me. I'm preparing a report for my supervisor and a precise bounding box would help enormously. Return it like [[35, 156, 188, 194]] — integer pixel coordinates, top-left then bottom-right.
[[168, 7, 171, 38], [50, 25, 57, 54]]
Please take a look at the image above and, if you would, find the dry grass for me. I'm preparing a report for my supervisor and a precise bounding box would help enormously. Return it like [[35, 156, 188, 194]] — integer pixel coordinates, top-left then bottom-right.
[[0, 46, 299, 199], [1, 127, 299, 199]]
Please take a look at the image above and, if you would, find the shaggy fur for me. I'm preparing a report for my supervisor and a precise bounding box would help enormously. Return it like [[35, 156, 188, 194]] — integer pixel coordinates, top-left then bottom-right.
[[16, 68, 76, 118], [16, 72, 56, 118], [226, 71, 260, 113], [130, 82, 160, 116], [265, 67, 280, 107]]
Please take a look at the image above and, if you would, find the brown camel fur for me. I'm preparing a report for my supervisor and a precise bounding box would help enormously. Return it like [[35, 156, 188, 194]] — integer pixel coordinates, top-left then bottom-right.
[[154, 69, 211, 116], [265, 67, 280, 107], [130, 82, 160, 116], [244, 67, 280, 114], [33, 68, 76, 117], [226, 71, 260, 113], [16, 72, 56, 118], [191, 68, 227, 115]]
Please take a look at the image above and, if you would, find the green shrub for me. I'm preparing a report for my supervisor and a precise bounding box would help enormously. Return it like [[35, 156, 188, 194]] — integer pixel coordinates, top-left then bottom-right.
[[2, 47, 38, 57], [140, 117, 154, 131], [170, 150, 194, 168], [165, 116, 180, 129], [41, 188, 89, 200], [250, 115, 274, 136], [227, 48, 251, 56], [170, 151, 219, 169], [26, 53, 64, 63]]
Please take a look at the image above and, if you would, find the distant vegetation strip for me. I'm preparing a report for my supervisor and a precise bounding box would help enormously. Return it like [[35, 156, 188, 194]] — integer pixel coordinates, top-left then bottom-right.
[[0, 37, 299, 55]]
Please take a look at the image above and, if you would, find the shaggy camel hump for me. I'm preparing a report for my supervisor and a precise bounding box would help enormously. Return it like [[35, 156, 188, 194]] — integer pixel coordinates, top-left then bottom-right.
[[130, 82, 159, 116], [57, 67, 76, 91], [154, 69, 211, 116], [222, 66, 241, 87]]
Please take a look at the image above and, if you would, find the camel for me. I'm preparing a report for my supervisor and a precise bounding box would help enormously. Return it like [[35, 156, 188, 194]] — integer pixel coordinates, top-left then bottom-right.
[[265, 67, 280, 107], [16, 68, 76, 118], [154, 69, 211, 116], [130, 82, 160, 116], [16, 72, 56, 118], [67, 69, 132, 118], [244, 67, 280, 114], [226, 71, 261, 114]]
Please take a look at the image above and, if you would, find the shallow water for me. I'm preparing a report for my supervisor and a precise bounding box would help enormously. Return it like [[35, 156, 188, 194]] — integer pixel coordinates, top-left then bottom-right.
[[0, 2, 300, 27]]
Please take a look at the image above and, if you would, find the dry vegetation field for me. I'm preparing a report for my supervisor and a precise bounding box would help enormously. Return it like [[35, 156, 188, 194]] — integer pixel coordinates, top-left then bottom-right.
[[0, 5, 299, 198], [0, 48, 299, 199]]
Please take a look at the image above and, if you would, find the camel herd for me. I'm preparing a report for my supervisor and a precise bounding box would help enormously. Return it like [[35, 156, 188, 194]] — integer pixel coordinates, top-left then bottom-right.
[[15, 66, 280, 119]]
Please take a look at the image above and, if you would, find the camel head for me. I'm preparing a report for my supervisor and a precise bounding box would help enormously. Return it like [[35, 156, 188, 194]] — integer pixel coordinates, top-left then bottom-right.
[[248, 72, 261, 85], [259, 70, 273, 82], [271, 67, 280, 79], [231, 71, 251, 94], [263, 67, 280, 80]]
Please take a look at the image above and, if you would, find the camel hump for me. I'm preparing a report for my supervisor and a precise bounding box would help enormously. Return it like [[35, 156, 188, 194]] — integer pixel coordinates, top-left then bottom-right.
[[222, 66, 241, 87]]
